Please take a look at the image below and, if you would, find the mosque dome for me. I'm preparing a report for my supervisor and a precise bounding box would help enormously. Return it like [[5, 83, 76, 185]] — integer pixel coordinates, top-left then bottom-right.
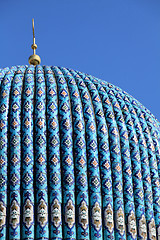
[[0, 65, 160, 240]]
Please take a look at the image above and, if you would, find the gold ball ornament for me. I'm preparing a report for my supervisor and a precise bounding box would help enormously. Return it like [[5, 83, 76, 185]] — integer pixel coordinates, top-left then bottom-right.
[[28, 54, 41, 65]]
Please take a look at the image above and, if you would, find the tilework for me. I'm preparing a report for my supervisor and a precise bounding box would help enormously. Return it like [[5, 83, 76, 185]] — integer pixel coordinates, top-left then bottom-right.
[[0, 65, 159, 240]]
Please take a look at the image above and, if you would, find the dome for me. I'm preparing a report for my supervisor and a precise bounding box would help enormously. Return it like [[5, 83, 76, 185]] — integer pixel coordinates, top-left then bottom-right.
[[0, 65, 160, 240]]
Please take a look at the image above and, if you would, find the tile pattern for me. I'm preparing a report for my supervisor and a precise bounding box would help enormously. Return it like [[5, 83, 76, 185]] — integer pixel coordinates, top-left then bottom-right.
[[0, 65, 159, 240]]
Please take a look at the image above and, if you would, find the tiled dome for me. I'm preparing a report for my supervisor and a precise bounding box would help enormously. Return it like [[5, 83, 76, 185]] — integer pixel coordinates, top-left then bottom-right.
[[0, 65, 160, 240]]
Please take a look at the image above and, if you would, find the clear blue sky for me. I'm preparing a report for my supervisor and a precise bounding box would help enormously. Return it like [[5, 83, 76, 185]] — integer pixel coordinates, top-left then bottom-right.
[[0, 0, 160, 120]]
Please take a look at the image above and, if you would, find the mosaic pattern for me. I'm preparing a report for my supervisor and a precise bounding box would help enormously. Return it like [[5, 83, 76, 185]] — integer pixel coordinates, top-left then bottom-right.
[[0, 65, 159, 239]]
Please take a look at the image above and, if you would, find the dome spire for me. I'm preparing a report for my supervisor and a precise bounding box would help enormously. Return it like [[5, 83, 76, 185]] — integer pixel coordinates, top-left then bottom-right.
[[28, 19, 41, 65]]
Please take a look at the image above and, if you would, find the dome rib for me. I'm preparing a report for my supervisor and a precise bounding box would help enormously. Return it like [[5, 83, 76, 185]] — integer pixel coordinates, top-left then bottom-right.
[[43, 66, 62, 239], [34, 66, 49, 237], [8, 66, 25, 239], [0, 65, 159, 240], [21, 65, 35, 238], [0, 66, 20, 239]]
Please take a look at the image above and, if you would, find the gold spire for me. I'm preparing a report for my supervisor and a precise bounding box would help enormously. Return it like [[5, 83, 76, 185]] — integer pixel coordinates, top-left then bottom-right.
[[28, 19, 41, 65]]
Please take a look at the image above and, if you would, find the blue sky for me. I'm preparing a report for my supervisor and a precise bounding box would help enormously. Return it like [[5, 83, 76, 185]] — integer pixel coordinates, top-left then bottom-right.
[[0, 0, 160, 120]]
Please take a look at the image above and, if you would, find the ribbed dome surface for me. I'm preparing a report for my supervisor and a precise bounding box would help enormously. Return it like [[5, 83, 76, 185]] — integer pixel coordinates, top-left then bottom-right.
[[0, 65, 160, 240]]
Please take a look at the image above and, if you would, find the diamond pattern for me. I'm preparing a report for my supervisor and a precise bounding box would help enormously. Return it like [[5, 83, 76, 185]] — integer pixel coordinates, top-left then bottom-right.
[[0, 65, 159, 240]]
